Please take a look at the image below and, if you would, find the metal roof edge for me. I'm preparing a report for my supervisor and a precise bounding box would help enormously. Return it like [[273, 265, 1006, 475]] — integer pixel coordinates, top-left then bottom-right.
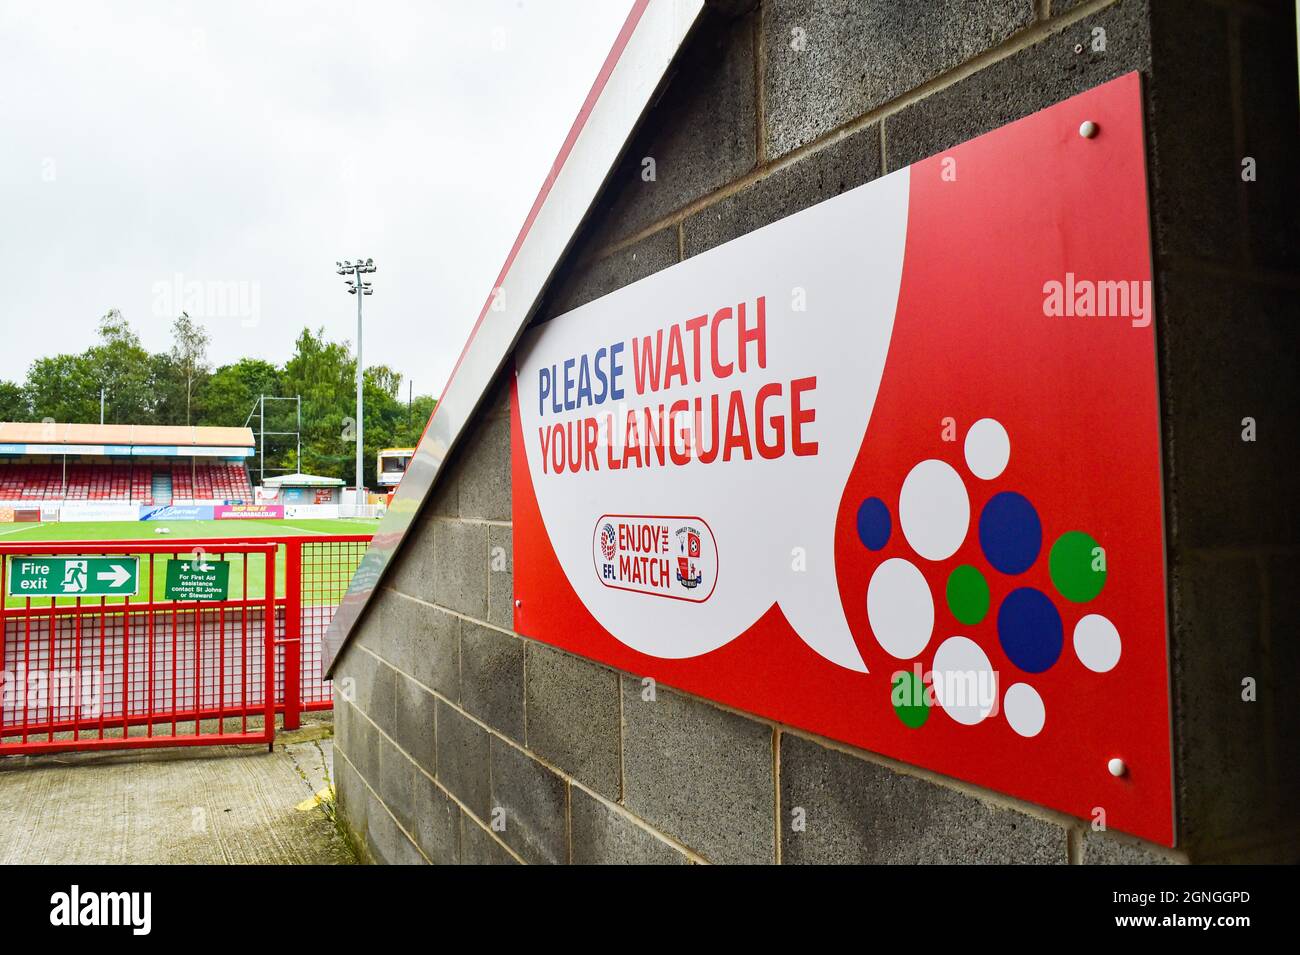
[[323, 0, 707, 674]]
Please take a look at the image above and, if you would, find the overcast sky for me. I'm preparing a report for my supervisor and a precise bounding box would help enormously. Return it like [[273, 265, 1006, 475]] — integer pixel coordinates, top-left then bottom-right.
[[0, 0, 632, 407]]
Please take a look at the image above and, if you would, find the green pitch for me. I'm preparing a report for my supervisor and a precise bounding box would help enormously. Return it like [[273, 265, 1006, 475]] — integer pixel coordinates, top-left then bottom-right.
[[0, 518, 378, 607], [0, 517, 378, 543]]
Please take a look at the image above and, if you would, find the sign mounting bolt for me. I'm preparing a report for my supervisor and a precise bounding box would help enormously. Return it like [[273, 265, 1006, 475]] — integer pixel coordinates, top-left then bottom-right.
[[1107, 757, 1127, 778], [1079, 120, 1099, 139]]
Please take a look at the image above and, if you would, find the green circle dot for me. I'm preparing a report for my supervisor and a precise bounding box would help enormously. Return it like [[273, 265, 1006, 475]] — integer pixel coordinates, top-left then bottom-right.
[[1049, 530, 1107, 603], [946, 564, 990, 625], [891, 671, 929, 729]]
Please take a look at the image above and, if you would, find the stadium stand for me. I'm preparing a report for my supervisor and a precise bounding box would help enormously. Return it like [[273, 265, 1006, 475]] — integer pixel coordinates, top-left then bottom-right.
[[0, 423, 255, 512], [0, 461, 252, 504]]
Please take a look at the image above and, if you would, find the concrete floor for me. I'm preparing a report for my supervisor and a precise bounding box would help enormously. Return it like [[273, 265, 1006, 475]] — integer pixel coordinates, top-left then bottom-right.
[[0, 720, 355, 864]]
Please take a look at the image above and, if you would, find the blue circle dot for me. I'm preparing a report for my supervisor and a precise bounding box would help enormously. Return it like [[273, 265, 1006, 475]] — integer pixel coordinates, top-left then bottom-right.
[[979, 491, 1042, 575], [856, 497, 891, 551], [997, 587, 1063, 673]]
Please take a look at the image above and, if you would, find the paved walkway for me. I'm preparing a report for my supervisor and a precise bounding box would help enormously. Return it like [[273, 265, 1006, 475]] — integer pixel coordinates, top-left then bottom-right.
[[0, 721, 354, 864]]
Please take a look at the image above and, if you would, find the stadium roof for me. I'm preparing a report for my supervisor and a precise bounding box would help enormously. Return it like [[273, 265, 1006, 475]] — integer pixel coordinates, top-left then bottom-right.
[[264, 472, 344, 487], [0, 422, 254, 448], [323, 0, 707, 673]]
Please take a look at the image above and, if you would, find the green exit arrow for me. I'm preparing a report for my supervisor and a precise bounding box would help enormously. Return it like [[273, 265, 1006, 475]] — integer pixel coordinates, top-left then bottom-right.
[[7, 556, 140, 598]]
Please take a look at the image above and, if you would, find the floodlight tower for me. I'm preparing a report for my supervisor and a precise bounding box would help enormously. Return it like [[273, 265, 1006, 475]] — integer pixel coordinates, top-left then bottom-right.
[[336, 257, 376, 507]]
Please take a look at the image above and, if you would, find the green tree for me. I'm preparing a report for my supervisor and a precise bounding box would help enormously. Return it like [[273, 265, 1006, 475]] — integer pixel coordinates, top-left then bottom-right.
[[86, 310, 156, 423], [0, 380, 30, 421], [404, 394, 436, 445], [196, 359, 282, 429], [280, 327, 357, 483], [24, 352, 101, 422], [278, 327, 436, 488], [169, 312, 211, 425]]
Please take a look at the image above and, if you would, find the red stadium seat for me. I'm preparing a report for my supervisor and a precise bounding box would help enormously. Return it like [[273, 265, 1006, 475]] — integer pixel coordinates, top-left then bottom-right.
[[2, 460, 254, 505]]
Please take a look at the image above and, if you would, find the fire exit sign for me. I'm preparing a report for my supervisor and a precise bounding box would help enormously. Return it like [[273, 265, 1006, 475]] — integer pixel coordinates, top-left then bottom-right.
[[7, 556, 139, 597]]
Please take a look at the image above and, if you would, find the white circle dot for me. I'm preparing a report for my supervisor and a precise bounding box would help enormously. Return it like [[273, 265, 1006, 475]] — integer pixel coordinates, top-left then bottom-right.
[[898, 459, 970, 561], [866, 558, 934, 659], [930, 636, 996, 725], [1108, 757, 1127, 778], [964, 418, 1010, 480], [1074, 614, 1121, 672], [1003, 683, 1045, 737]]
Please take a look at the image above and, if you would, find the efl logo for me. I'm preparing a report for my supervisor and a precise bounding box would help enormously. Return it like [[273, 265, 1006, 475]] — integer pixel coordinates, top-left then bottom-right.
[[49, 885, 151, 936]]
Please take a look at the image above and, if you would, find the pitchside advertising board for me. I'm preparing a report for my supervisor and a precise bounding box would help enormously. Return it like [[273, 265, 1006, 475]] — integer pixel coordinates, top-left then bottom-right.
[[512, 74, 1174, 845]]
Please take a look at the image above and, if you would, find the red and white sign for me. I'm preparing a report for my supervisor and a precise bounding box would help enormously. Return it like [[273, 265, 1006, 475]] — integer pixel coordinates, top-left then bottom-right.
[[214, 504, 283, 520], [511, 74, 1173, 845]]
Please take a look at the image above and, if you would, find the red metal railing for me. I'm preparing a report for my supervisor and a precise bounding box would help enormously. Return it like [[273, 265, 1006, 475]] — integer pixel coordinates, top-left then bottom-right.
[[0, 541, 276, 755], [0, 534, 371, 754], [280, 535, 371, 730]]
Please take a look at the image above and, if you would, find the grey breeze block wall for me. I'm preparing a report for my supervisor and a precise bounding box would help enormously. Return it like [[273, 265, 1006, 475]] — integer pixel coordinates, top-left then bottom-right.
[[331, 0, 1299, 865]]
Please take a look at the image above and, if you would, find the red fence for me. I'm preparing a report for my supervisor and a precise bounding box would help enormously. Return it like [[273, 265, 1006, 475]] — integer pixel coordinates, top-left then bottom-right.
[[0, 534, 369, 756]]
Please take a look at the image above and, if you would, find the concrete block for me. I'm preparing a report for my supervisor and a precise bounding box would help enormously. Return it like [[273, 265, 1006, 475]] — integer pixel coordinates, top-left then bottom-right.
[[487, 524, 514, 630], [391, 671, 437, 775], [412, 773, 461, 864], [1268, 554, 1300, 831], [459, 622, 525, 743], [591, 11, 756, 245], [434, 700, 491, 820], [377, 732, 417, 835], [456, 414, 511, 521], [570, 787, 689, 865], [683, 123, 881, 258], [427, 461, 460, 518], [489, 737, 569, 865], [334, 749, 369, 857], [1238, 7, 1300, 271], [459, 814, 519, 865], [332, 688, 354, 757], [545, 228, 680, 317], [763, 0, 1036, 160], [365, 788, 425, 865], [376, 594, 460, 702], [1081, 829, 1182, 865], [340, 699, 378, 786], [1160, 269, 1300, 550], [524, 642, 621, 799], [340, 649, 395, 740], [621, 679, 775, 864], [483, 369, 512, 420], [1146, 0, 1238, 263], [779, 733, 1068, 863], [1172, 553, 1274, 857], [882, 0, 1150, 170], [431, 518, 488, 619], [385, 510, 440, 593]]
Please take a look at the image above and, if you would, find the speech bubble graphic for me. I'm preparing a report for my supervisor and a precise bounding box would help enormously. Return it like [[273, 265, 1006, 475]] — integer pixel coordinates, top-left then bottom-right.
[[515, 168, 911, 672]]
